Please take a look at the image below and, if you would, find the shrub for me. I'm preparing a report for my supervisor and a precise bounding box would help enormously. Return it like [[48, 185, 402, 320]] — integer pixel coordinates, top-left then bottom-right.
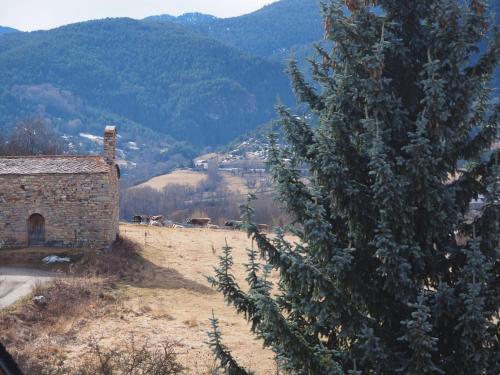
[[17, 336, 184, 375]]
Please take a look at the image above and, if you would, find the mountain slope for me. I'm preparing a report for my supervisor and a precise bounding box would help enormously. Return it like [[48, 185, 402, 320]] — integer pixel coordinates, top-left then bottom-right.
[[0, 18, 292, 146], [145, 0, 323, 61], [0, 26, 18, 35], [146, 12, 217, 26], [147, 0, 499, 89]]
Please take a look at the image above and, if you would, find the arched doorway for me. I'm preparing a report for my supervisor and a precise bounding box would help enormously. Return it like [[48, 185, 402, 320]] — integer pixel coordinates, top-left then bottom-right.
[[28, 214, 45, 246]]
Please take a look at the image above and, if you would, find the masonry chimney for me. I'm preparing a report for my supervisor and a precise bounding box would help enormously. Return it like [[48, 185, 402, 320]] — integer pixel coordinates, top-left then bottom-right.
[[103, 126, 116, 165]]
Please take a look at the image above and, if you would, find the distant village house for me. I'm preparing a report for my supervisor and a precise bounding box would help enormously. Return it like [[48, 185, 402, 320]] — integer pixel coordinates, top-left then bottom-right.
[[0, 126, 120, 249]]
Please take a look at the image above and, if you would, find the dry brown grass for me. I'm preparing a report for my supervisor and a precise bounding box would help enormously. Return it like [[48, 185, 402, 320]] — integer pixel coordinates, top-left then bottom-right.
[[1, 227, 285, 374], [220, 173, 250, 194], [0, 247, 83, 272], [0, 237, 143, 275], [135, 170, 208, 190], [0, 276, 118, 373], [0, 237, 145, 374], [1, 277, 106, 333], [70, 236, 145, 280], [17, 335, 185, 375], [183, 317, 199, 328], [76, 225, 282, 374], [132, 168, 255, 195]]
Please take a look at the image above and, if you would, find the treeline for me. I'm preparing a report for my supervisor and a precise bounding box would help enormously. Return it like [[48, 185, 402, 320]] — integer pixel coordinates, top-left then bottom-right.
[[0, 118, 66, 156], [120, 180, 288, 227]]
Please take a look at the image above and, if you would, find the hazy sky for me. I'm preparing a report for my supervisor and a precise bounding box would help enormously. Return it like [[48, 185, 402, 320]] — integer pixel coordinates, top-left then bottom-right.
[[1, 0, 278, 32]]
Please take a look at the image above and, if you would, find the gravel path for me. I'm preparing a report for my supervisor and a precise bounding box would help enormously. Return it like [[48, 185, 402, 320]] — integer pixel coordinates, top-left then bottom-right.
[[0, 267, 54, 309]]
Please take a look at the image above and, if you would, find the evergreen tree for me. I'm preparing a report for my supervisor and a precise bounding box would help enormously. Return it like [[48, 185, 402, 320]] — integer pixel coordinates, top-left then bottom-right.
[[209, 0, 499, 373]]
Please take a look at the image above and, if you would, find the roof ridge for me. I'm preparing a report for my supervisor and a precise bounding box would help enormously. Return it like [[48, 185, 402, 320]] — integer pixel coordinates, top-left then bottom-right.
[[0, 155, 111, 175], [0, 155, 103, 159]]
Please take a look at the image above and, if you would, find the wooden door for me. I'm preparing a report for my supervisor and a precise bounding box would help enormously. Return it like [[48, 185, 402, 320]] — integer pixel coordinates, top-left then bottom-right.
[[28, 214, 45, 246]]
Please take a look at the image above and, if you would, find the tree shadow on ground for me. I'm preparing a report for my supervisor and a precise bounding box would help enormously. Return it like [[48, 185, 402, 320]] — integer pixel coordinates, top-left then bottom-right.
[[73, 237, 216, 296], [128, 256, 215, 295]]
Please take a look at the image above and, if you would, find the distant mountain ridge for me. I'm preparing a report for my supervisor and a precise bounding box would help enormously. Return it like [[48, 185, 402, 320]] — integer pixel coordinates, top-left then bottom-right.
[[0, 26, 19, 35], [144, 0, 323, 61], [145, 12, 217, 26], [0, 18, 292, 147], [0, 0, 328, 154]]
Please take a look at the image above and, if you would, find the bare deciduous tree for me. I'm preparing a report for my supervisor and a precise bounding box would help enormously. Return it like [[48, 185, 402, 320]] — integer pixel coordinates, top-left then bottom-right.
[[0, 118, 65, 156], [120, 182, 289, 227]]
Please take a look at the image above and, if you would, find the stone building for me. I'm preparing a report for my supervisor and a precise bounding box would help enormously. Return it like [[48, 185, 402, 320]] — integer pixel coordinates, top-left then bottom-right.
[[0, 126, 120, 249]]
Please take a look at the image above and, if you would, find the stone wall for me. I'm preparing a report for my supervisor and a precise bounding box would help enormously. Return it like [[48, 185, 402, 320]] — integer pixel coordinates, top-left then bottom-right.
[[0, 168, 119, 249]]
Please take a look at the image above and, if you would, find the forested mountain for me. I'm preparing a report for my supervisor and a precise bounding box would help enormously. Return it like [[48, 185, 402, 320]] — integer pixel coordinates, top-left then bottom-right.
[[0, 26, 18, 35], [146, 0, 498, 84], [145, 13, 217, 26], [145, 0, 323, 61], [0, 18, 292, 147], [0, 0, 497, 182]]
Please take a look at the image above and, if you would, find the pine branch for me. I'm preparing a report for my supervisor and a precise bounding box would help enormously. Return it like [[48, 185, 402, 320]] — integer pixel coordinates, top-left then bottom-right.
[[398, 294, 443, 375], [207, 312, 253, 375], [276, 105, 317, 161], [287, 60, 325, 111], [464, 28, 500, 80], [207, 242, 258, 325]]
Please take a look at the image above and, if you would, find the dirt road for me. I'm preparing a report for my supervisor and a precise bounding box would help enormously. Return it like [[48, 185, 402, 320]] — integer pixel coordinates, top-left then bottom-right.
[[0, 267, 53, 309]]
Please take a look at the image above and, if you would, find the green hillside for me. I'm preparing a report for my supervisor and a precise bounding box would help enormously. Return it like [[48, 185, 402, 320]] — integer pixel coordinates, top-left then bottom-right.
[[145, 0, 323, 61], [0, 18, 292, 146], [147, 0, 499, 89]]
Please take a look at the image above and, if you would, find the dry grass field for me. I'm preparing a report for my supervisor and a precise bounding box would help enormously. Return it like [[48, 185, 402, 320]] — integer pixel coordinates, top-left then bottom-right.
[[134, 168, 255, 195], [135, 169, 208, 190], [221, 173, 251, 194], [1, 225, 284, 373], [103, 225, 279, 372]]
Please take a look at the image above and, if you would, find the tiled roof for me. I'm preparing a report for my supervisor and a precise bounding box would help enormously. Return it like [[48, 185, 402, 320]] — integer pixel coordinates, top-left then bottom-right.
[[0, 156, 110, 175]]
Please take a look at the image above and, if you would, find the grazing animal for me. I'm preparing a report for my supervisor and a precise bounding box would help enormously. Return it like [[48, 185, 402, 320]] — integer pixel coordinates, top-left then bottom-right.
[[150, 215, 164, 223], [187, 218, 211, 227], [224, 220, 244, 229], [133, 215, 150, 225]]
